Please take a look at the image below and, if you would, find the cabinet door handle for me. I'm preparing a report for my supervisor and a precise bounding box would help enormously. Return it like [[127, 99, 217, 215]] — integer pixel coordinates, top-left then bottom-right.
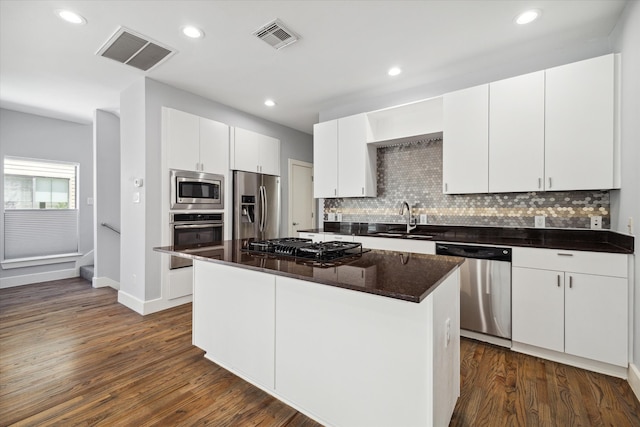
[[361, 187, 364, 195], [548, 177, 552, 188], [557, 274, 561, 287], [538, 178, 542, 189], [444, 183, 448, 192], [557, 253, 574, 257], [334, 188, 337, 196], [569, 276, 573, 289]]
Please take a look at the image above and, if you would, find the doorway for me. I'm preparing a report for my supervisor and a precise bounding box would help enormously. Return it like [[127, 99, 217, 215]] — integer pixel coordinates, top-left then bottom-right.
[[288, 159, 315, 237]]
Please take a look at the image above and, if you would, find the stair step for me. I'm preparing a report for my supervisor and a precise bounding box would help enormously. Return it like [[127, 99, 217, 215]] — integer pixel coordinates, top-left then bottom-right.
[[80, 265, 94, 281]]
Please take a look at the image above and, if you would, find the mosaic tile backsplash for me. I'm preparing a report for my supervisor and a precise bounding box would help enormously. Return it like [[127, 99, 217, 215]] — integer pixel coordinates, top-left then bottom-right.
[[324, 140, 610, 229]]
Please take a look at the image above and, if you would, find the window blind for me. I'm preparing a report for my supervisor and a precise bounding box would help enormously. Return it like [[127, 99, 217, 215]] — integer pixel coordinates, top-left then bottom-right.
[[4, 210, 79, 259]]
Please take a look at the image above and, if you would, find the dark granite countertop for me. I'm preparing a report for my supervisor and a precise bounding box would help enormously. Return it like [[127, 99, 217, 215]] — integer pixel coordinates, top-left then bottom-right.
[[298, 223, 634, 254], [155, 240, 464, 303]]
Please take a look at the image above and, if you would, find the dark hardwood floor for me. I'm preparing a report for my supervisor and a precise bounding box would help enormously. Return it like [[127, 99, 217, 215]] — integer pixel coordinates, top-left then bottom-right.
[[1, 278, 639, 426]]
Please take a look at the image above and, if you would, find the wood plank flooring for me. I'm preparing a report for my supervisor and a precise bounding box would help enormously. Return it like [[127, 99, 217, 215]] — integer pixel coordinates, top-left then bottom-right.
[[1, 278, 639, 426]]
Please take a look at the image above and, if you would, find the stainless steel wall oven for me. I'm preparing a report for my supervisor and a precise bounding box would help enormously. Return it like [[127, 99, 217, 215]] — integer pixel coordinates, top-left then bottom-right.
[[170, 169, 224, 210], [169, 212, 223, 269]]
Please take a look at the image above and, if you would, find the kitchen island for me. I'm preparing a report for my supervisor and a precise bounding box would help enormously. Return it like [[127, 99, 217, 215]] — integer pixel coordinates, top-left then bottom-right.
[[155, 240, 464, 427]]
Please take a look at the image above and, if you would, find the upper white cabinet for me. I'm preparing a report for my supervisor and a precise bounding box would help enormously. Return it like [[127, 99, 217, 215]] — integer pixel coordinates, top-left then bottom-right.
[[165, 108, 229, 174], [313, 113, 376, 198], [442, 84, 489, 194], [231, 127, 281, 176], [545, 54, 617, 191], [443, 54, 619, 194], [367, 97, 443, 144], [313, 120, 339, 198], [489, 71, 545, 192], [339, 114, 376, 197]]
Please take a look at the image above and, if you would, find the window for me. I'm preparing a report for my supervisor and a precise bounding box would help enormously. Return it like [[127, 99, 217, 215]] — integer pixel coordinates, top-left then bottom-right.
[[3, 157, 80, 262], [4, 157, 77, 209]]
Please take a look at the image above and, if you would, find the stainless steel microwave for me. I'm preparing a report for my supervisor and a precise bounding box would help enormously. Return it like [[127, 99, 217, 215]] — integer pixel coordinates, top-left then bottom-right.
[[170, 169, 224, 210]]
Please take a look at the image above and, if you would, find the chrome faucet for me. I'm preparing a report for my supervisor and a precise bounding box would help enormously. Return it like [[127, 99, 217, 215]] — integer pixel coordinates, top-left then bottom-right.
[[399, 201, 417, 233]]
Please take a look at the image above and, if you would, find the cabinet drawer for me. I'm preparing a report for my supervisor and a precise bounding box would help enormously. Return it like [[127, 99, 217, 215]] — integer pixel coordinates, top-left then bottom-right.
[[298, 232, 325, 242], [324, 234, 355, 242], [512, 247, 628, 278]]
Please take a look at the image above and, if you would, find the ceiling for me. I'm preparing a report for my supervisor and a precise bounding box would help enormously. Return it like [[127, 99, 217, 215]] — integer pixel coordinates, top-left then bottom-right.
[[0, 0, 628, 134]]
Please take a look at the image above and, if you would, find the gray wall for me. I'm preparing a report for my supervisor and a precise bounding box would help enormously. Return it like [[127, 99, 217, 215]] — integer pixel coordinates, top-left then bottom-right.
[[0, 108, 93, 281], [610, 0, 640, 371], [120, 78, 313, 304], [94, 109, 121, 286]]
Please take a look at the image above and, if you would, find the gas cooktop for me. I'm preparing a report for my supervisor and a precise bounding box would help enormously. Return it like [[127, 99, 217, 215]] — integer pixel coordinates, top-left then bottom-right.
[[244, 237, 368, 264]]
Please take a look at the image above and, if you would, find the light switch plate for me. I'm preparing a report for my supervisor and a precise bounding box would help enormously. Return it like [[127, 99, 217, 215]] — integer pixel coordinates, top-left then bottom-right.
[[591, 216, 602, 229], [534, 215, 545, 228], [336, 213, 343, 222], [327, 213, 336, 221], [419, 214, 428, 224]]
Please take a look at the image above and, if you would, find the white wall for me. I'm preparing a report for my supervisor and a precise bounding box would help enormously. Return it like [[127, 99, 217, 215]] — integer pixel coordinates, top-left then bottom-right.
[[0, 109, 93, 285], [120, 80, 147, 303], [93, 109, 121, 288], [119, 78, 312, 312], [610, 0, 640, 371]]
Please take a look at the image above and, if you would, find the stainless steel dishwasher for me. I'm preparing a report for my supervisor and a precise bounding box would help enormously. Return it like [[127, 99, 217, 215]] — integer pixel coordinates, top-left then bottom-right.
[[436, 243, 512, 347]]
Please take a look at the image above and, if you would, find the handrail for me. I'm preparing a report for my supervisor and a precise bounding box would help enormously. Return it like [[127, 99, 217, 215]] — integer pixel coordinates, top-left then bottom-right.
[[101, 222, 120, 235]]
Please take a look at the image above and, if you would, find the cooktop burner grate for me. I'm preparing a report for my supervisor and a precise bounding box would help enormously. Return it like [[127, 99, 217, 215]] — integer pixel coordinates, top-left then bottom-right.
[[245, 238, 367, 262]]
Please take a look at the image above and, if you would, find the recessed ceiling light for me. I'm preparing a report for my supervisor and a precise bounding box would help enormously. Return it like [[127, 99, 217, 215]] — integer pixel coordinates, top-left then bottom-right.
[[515, 9, 541, 25], [264, 99, 276, 107], [388, 67, 402, 77], [55, 9, 86, 25], [182, 26, 204, 39]]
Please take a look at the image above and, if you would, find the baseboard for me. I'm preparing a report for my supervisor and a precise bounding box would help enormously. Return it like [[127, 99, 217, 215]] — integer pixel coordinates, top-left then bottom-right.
[[117, 290, 191, 315], [0, 268, 78, 289], [512, 341, 628, 379], [629, 363, 640, 402], [92, 276, 120, 290]]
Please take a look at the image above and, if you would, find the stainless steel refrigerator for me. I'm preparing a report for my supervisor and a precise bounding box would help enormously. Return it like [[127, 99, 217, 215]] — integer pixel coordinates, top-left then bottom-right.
[[233, 170, 281, 241]]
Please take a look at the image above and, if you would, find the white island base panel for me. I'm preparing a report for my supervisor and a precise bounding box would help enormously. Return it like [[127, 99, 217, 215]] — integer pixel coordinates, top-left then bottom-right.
[[193, 260, 460, 427]]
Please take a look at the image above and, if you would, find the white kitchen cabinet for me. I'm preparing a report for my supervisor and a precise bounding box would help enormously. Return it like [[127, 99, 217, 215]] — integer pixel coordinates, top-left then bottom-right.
[[442, 84, 489, 194], [489, 71, 545, 192], [512, 267, 566, 353], [353, 235, 435, 254], [338, 114, 376, 197], [193, 260, 276, 390], [165, 108, 229, 173], [275, 271, 459, 427], [297, 232, 325, 242], [312, 120, 339, 198], [232, 127, 281, 176], [313, 114, 376, 198], [545, 54, 617, 191], [512, 247, 629, 368]]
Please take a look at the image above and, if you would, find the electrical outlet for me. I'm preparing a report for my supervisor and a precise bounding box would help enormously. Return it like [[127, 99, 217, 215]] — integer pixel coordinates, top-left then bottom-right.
[[327, 213, 336, 221], [591, 215, 602, 229], [534, 215, 545, 228], [336, 213, 343, 222], [419, 214, 428, 224]]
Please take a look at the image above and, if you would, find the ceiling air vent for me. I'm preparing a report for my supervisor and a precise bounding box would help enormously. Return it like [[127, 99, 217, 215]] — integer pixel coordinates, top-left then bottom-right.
[[253, 19, 299, 50], [96, 27, 176, 71]]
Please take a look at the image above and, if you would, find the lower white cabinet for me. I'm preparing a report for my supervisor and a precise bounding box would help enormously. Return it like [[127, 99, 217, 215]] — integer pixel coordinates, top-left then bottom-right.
[[193, 260, 276, 390], [512, 248, 628, 368], [298, 232, 325, 242]]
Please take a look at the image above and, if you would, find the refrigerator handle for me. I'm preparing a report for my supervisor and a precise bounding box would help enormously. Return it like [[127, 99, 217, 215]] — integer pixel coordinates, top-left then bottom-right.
[[259, 186, 265, 232], [263, 185, 268, 231]]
